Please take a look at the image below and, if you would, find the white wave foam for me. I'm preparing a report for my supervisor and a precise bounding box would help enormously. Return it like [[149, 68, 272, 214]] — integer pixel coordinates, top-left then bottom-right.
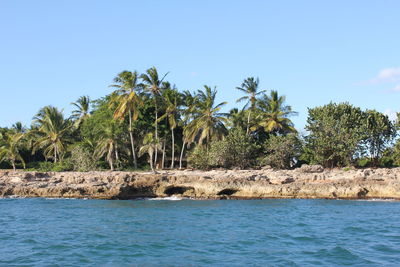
[[354, 198, 397, 202], [148, 196, 183, 201]]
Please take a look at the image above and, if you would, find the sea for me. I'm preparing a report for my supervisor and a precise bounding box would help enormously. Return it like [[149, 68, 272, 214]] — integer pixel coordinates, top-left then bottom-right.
[[0, 198, 399, 266]]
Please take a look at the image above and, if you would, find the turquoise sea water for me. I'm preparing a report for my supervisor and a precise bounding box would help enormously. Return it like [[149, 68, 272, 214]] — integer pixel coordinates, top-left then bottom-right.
[[1, 198, 400, 266]]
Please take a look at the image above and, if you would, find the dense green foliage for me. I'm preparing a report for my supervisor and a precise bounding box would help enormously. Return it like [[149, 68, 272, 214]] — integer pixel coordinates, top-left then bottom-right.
[[1, 68, 399, 171], [303, 103, 366, 167], [188, 128, 260, 169], [261, 134, 302, 169], [303, 103, 397, 168]]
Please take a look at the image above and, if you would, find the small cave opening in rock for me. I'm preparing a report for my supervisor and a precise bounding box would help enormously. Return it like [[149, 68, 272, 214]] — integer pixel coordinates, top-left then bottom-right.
[[217, 188, 238, 196], [357, 188, 369, 198], [164, 186, 193, 195]]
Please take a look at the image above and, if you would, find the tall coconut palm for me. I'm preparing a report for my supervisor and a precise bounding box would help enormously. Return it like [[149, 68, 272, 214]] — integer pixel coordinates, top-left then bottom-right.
[[140, 67, 169, 168], [227, 108, 247, 130], [253, 90, 297, 134], [158, 88, 181, 169], [139, 133, 161, 173], [109, 70, 143, 169], [11, 122, 26, 133], [0, 132, 26, 170], [236, 77, 266, 134], [71, 96, 91, 128], [186, 86, 228, 146], [94, 122, 120, 171], [32, 106, 72, 163], [178, 90, 197, 169]]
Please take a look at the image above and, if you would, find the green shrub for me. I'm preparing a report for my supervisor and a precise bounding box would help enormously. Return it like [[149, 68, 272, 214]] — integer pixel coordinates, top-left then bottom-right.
[[220, 128, 260, 169], [379, 156, 394, 168], [356, 158, 372, 168], [188, 146, 211, 170], [261, 134, 302, 169], [69, 145, 97, 171], [26, 161, 73, 172], [187, 128, 260, 170], [304, 102, 365, 167]]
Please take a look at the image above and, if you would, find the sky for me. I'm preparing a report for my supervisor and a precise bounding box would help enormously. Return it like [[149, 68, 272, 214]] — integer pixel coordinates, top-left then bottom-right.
[[1, 0, 400, 132]]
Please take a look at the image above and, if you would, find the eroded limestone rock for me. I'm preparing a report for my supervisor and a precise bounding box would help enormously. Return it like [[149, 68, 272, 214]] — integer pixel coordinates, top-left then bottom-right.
[[0, 168, 400, 200]]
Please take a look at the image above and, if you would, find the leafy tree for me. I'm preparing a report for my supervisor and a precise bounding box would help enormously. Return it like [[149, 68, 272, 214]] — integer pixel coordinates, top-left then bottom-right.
[[69, 144, 97, 171], [303, 102, 365, 167], [362, 110, 396, 166], [0, 132, 26, 170], [261, 134, 302, 169], [187, 146, 211, 170], [210, 128, 260, 169], [188, 128, 260, 169]]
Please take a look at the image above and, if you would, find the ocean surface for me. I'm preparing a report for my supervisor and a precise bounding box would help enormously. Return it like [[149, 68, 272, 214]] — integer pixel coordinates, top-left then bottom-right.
[[0, 198, 400, 266]]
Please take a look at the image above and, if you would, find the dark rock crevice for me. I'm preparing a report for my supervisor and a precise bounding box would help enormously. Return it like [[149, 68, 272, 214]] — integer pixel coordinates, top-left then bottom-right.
[[164, 186, 194, 195], [217, 188, 238, 196]]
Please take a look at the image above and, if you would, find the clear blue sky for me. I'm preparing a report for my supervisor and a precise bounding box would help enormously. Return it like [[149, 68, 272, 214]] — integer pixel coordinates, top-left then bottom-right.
[[1, 0, 400, 131]]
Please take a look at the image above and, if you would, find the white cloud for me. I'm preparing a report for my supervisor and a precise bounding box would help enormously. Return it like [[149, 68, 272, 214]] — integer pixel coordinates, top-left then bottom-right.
[[369, 67, 400, 84], [384, 109, 398, 121], [392, 84, 400, 92]]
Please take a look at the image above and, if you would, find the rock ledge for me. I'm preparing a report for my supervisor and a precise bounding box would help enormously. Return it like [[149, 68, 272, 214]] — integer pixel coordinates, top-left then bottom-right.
[[1, 168, 399, 200]]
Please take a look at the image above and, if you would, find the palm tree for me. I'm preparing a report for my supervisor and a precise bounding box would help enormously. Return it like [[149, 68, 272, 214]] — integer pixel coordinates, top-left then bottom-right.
[[228, 108, 247, 130], [186, 86, 228, 146], [11, 122, 26, 133], [71, 96, 91, 128], [0, 132, 26, 171], [236, 77, 266, 134], [140, 67, 169, 168], [178, 90, 197, 169], [94, 122, 120, 171], [109, 70, 143, 169], [139, 133, 161, 173], [32, 106, 72, 163], [253, 90, 297, 134], [158, 88, 181, 169]]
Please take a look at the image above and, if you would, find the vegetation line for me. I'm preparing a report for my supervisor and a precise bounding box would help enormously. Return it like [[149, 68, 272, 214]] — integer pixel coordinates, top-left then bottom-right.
[[0, 67, 398, 172]]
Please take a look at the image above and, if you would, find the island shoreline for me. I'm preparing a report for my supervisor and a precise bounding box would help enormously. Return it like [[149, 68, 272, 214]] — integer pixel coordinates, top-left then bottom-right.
[[2, 166, 400, 200]]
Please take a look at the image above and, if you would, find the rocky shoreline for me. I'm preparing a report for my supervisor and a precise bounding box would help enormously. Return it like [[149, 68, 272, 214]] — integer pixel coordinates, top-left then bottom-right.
[[1, 165, 400, 200]]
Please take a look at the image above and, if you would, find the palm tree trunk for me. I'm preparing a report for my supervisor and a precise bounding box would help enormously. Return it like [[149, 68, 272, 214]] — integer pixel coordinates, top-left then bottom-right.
[[154, 100, 158, 168], [115, 145, 120, 169], [12, 160, 16, 171], [128, 110, 138, 169], [246, 109, 251, 134], [54, 144, 57, 163], [149, 153, 155, 173], [110, 159, 114, 171], [109, 146, 115, 171], [170, 128, 175, 169], [179, 142, 186, 169], [161, 140, 166, 169]]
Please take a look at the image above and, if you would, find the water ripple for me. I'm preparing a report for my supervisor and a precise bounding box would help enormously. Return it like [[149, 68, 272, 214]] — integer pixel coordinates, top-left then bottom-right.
[[0, 198, 400, 266]]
